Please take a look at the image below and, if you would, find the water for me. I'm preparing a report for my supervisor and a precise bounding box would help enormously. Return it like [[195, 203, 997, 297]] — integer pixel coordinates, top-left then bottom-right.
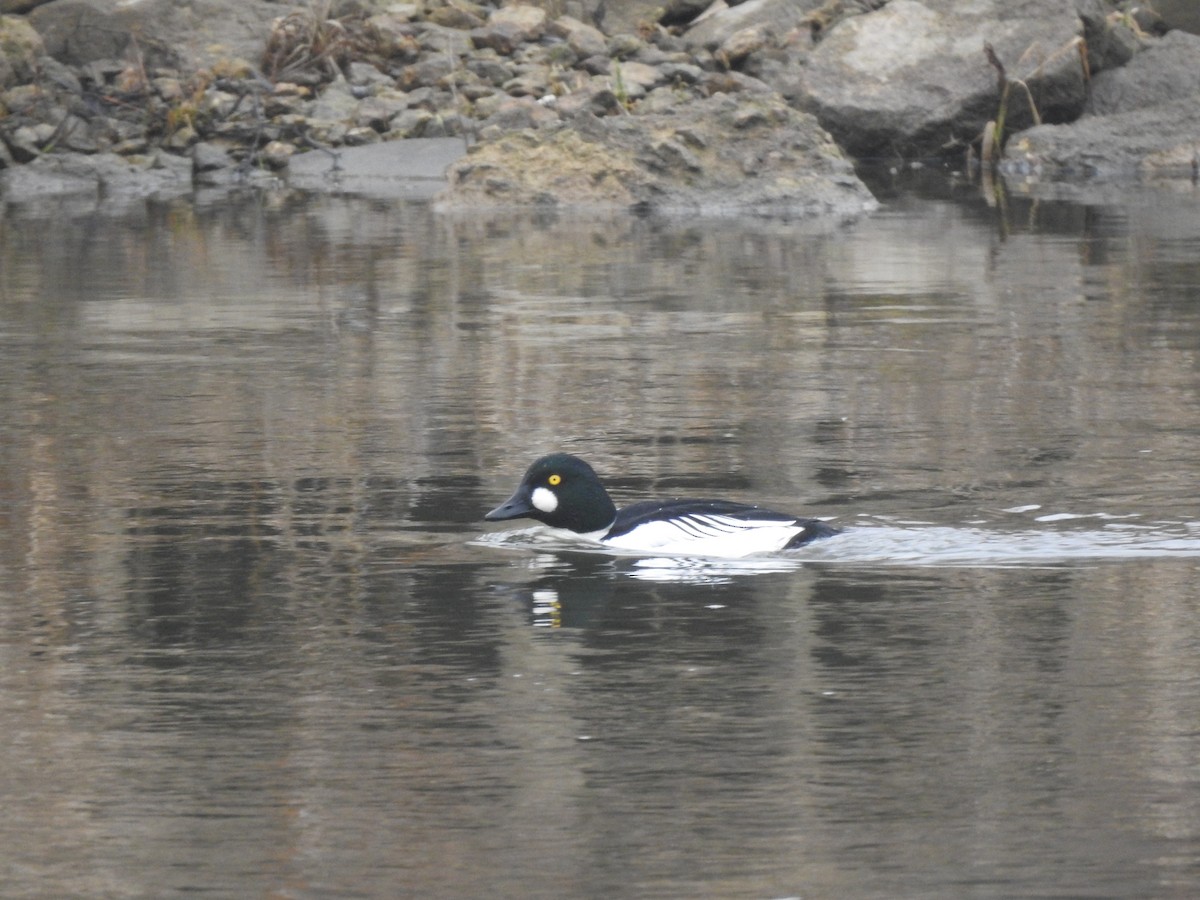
[[2, 176, 1200, 898]]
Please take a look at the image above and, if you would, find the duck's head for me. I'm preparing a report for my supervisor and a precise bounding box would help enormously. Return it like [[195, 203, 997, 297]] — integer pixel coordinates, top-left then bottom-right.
[[484, 453, 617, 533]]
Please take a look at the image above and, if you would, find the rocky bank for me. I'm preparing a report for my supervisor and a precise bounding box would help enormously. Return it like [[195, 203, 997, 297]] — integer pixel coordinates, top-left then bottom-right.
[[0, 0, 1198, 215]]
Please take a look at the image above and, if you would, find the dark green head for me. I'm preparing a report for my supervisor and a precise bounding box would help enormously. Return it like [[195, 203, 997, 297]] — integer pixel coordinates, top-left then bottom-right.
[[484, 453, 618, 533]]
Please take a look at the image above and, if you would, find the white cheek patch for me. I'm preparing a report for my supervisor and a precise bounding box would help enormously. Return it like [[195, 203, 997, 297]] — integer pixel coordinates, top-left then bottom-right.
[[531, 486, 559, 514]]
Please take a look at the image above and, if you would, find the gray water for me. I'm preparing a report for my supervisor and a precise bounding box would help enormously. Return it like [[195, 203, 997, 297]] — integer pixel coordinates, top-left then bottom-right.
[[2, 175, 1199, 898]]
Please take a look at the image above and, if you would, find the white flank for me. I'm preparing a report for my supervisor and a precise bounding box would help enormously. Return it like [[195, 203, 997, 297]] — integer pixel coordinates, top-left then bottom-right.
[[602, 514, 801, 559], [530, 486, 559, 514]]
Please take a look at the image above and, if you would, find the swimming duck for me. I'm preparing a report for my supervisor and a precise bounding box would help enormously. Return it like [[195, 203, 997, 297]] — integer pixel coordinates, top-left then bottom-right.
[[484, 452, 839, 558]]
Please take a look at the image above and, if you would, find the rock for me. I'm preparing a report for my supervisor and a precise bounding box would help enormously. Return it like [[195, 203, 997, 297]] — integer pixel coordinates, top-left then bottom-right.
[[661, 0, 712, 28], [260, 139, 294, 169], [551, 15, 608, 60], [437, 93, 879, 217], [415, 22, 473, 56], [594, 0, 667, 37], [1, 0, 53, 12], [606, 33, 645, 60], [554, 78, 621, 117], [0, 15, 45, 88], [470, 4, 547, 55], [720, 25, 771, 64], [1086, 30, 1200, 116], [163, 123, 199, 151], [1002, 95, 1200, 180], [427, 2, 486, 30], [28, 0, 284, 71], [1002, 30, 1200, 179], [343, 125, 380, 145], [700, 69, 774, 95], [307, 78, 361, 122], [398, 55, 457, 90], [192, 141, 229, 172], [467, 55, 514, 86], [502, 72, 551, 98], [1076, 0, 1140, 72], [0, 150, 192, 203], [355, 93, 407, 131], [286, 137, 468, 201], [4, 123, 49, 161], [366, 12, 421, 61], [391, 107, 433, 137], [19, 0, 1178, 207], [683, 0, 826, 50], [1152, 0, 1200, 35], [793, 0, 1091, 159], [346, 61, 392, 87], [475, 94, 558, 131], [0, 82, 41, 115], [614, 60, 665, 93]]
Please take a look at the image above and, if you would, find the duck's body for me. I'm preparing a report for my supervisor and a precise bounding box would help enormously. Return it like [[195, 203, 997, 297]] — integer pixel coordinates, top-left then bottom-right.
[[484, 453, 839, 559]]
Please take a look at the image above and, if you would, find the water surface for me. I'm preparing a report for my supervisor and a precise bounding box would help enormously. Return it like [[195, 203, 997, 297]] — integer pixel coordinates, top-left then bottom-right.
[[2, 177, 1199, 897]]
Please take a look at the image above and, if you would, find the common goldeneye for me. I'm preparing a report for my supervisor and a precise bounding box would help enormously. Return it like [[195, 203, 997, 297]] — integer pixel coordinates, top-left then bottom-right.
[[484, 453, 839, 558]]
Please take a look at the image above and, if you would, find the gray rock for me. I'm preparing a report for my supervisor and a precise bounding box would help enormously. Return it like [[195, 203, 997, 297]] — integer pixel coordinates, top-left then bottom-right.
[[1086, 30, 1200, 115], [307, 79, 362, 123], [606, 33, 646, 60], [594, 0, 666, 37], [469, 5, 550, 56], [5, 124, 50, 162], [366, 12, 421, 61], [347, 61, 393, 87], [437, 93, 878, 217], [615, 60, 665, 92], [794, 0, 1090, 159], [1152, 0, 1200, 35], [1003, 95, 1200, 179], [286, 137, 468, 200], [415, 22, 474, 56], [398, 56, 457, 90], [467, 56, 514, 86], [2, 0, 53, 11], [551, 16, 608, 59], [29, 0, 281, 70], [1002, 29, 1200, 180], [1076, 0, 1140, 72], [683, 0, 825, 50], [391, 108, 434, 138], [0, 16, 44, 88], [192, 141, 230, 173], [355, 94, 407, 131], [662, 0, 712, 28], [426, 3, 485, 30], [0, 151, 192, 204]]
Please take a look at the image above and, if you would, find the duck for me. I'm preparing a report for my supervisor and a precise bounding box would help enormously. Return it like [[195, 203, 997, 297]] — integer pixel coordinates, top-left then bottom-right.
[[484, 452, 839, 559]]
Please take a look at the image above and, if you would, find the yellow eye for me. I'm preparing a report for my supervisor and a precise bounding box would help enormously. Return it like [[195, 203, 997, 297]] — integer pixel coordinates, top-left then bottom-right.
[[548, 474, 562, 486]]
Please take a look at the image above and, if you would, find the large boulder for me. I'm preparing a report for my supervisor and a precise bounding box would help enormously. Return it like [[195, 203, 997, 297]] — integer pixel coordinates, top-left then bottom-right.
[[436, 92, 878, 216], [1085, 29, 1200, 115], [28, 0, 281, 70], [1001, 95, 1200, 180], [1003, 30, 1200, 179], [790, 0, 1095, 159]]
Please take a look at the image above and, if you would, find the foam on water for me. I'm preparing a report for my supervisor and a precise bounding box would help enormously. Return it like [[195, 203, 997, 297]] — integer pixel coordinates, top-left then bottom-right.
[[474, 514, 1200, 571]]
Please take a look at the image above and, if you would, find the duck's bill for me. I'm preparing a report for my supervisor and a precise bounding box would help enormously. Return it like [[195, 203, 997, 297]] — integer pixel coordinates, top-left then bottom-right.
[[484, 492, 534, 521]]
